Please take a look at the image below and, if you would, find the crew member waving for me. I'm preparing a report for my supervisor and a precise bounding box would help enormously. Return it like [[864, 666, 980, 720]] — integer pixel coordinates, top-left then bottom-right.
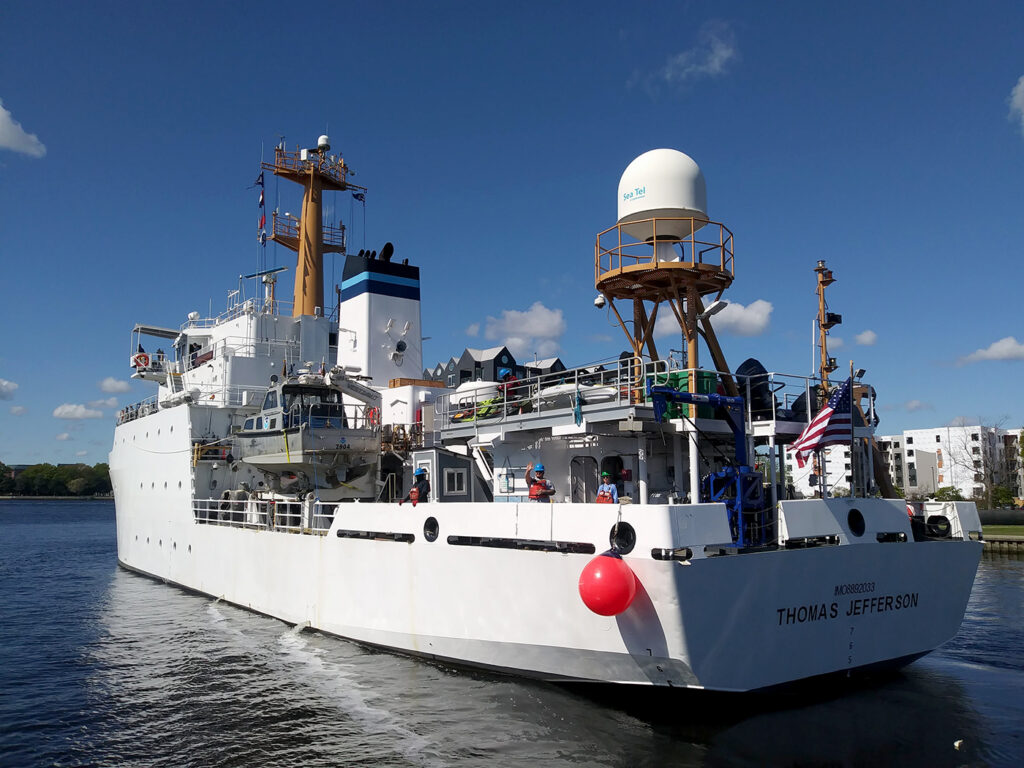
[[525, 462, 555, 502]]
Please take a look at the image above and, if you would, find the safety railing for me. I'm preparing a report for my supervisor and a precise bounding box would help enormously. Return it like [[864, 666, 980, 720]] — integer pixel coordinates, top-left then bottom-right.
[[115, 395, 159, 425], [595, 218, 734, 282], [433, 356, 671, 430], [271, 211, 346, 251], [116, 381, 270, 424], [283, 402, 380, 432], [433, 355, 868, 441], [192, 497, 338, 535]]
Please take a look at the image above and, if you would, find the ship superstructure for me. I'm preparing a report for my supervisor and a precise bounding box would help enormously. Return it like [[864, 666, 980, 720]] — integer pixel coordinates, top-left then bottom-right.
[[109, 136, 982, 692]]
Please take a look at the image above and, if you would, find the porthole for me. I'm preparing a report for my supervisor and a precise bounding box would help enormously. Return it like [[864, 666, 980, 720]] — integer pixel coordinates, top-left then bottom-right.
[[848, 508, 866, 537], [610, 521, 636, 555], [424, 517, 440, 542]]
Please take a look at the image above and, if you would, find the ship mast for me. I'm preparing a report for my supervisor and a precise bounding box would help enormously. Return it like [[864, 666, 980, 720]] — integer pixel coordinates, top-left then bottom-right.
[[262, 136, 364, 317], [814, 260, 840, 393]]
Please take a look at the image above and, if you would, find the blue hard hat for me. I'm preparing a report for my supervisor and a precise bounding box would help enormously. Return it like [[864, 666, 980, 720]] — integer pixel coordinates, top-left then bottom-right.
[[414, 467, 426, 476], [534, 463, 545, 473], [498, 368, 511, 379]]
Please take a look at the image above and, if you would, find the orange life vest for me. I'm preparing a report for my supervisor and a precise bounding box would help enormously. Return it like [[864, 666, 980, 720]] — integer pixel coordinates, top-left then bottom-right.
[[529, 480, 550, 501], [596, 489, 614, 503], [409, 487, 419, 505]]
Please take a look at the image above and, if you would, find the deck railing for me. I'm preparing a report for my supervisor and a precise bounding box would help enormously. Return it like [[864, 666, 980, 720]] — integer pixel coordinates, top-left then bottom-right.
[[192, 497, 338, 535]]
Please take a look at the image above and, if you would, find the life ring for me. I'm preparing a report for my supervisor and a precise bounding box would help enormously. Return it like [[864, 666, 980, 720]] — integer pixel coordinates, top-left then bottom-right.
[[366, 406, 380, 426], [133, 353, 150, 368]]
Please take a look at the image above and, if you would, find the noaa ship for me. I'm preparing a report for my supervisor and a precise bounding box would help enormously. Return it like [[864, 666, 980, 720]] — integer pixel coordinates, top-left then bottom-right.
[[109, 136, 982, 692]]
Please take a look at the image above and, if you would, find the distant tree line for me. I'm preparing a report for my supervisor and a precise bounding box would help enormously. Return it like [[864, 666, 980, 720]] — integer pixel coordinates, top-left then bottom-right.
[[0, 462, 112, 496]]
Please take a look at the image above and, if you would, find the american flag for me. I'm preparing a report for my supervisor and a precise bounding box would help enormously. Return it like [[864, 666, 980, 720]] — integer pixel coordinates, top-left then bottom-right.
[[792, 377, 853, 468]]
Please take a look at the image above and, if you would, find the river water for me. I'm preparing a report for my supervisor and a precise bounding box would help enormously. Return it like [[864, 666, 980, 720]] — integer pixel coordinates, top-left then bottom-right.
[[0, 500, 1021, 767]]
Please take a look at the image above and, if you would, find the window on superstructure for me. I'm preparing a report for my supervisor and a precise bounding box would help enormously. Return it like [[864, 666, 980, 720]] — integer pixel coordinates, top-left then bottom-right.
[[263, 391, 278, 410], [972, 433, 979, 441], [907, 437, 914, 444], [936, 435, 941, 442], [244, 419, 254, 430], [444, 468, 467, 495]]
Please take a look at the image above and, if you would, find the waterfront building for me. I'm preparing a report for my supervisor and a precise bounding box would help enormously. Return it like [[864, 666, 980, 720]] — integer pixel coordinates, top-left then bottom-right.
[[786, 425, 1023, 502]]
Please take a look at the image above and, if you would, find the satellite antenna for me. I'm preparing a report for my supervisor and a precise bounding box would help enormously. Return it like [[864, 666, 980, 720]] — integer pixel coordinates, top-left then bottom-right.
[[595, 148, 739, 398]]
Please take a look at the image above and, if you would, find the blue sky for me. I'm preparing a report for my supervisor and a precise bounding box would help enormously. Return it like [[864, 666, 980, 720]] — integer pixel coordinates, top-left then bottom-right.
[[2, 1, 1023, 465]]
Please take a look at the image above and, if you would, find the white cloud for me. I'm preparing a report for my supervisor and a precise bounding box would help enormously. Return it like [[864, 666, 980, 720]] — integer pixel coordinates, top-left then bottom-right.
[[56, 432, 71, 441], [903, 400, 933, 412], [75, 450, 88, 457], [10, 405, 26, 415], [958, 336, 1024, 365], [465, 322, 480, 337], [88, 397, 119, 409], [653, 299, 772, 339], [829, 336, 844, 349], [661, 21, 738, 87], [0, 99, 46, 158], [588, 333, 614, 344], [855, 330, 878, 346], [99, 377, 132, 393], [484, 302, 566, 358], [0, 378, 18, 399], [714, 299, 773, 336], [946, 416, 980, 427], [1009, 75, 1024, 137], [53, 403, 103, 419]]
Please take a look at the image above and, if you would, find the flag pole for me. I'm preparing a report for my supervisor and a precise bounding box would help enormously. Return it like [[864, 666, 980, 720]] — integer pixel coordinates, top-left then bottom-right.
[[850, 360, 856, 497]]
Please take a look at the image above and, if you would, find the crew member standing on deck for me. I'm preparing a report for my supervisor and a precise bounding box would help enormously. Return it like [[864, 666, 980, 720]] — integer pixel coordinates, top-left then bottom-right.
[[525, 462, 555, 502], [399, 467, 430, 506], [596, 471, 619, 503]]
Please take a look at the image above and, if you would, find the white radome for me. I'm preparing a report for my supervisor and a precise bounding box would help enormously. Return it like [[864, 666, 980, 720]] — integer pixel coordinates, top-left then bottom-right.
[[617, 148, 708, 241]]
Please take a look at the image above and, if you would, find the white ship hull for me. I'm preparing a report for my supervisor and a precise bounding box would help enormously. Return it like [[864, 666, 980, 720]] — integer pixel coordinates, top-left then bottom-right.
[[111, 408, 981, 692]]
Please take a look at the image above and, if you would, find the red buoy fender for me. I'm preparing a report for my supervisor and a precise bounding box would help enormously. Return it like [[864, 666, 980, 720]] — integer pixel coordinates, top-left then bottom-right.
[[578, 549, 637, 616]]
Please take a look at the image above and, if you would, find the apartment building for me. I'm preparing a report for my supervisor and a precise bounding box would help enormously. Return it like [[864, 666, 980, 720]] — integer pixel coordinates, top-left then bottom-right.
[[786, 425, 1022, 501]]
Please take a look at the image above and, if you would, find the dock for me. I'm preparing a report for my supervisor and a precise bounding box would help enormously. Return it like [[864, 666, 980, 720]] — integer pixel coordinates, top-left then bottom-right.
[[983, 535, 1024, 554]]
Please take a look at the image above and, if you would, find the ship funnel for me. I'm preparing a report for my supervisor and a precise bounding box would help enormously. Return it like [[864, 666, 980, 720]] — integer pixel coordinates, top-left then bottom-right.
[[617, 148, 708, 241]]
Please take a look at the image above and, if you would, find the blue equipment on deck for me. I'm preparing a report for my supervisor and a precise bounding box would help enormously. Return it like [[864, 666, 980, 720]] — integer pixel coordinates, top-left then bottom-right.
[[648, 383, 770, 547]]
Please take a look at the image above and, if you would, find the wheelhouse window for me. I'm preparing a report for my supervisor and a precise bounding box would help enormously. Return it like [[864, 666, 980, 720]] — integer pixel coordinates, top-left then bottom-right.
[[262, 390, 278, 410]]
